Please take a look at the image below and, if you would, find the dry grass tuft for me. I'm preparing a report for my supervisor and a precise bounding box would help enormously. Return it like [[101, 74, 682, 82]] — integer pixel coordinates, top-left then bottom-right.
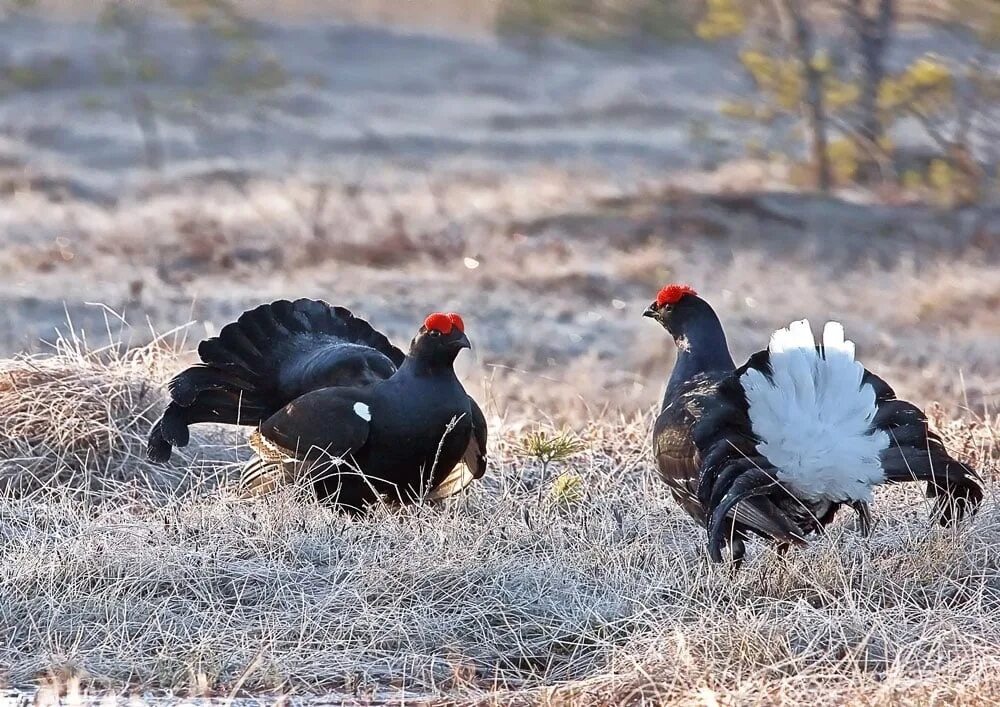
[[0, 333, 235, 499], [0, 346, 997, 704]]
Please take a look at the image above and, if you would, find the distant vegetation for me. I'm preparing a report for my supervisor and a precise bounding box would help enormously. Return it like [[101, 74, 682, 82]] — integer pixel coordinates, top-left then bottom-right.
[[696, 0, 1000, 203], [497, 0, 1000, 205], [496, 0, 695, 44], [2, 0, 997, 203]]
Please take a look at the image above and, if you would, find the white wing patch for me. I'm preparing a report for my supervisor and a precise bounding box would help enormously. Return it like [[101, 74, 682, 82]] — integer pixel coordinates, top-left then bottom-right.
[[740, 319, 889, 503], [352, 402, 372, 422]]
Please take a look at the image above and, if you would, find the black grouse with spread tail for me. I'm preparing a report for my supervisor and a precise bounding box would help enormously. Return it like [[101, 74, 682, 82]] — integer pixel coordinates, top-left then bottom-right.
[[645, 284, 982, 563], [148, 300, 487, 510]]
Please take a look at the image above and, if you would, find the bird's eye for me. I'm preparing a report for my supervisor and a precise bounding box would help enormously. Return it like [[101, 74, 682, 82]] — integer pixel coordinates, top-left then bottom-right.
[[429, 329, 441, 336]]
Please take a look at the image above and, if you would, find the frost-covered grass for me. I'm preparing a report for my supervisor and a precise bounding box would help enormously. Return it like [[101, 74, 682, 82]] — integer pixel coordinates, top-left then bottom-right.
[[0, 343, 996, 705], [0, 7, 997, 703]]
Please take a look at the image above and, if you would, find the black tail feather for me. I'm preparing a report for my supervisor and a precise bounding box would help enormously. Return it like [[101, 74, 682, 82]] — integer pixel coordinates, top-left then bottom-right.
[[875, 395, 984, 525], [146, 419, 173, 463], [708, 469, 780, 562], [147, 300, 404, 463], [880, 443, 983, 525], [167, 366, 256, 407], [157, 404, 191, 446], [928, 470, 983, 526]]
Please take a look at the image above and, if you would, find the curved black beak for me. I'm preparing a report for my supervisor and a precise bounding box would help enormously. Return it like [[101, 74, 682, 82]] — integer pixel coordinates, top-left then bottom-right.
[[642, 304, 659, 319], [454, 331, 472, 350]]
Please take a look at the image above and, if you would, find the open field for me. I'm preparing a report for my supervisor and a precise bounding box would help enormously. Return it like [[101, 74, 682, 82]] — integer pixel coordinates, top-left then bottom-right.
[[0, 341, 997, 705], [0, 8, 998, 706]]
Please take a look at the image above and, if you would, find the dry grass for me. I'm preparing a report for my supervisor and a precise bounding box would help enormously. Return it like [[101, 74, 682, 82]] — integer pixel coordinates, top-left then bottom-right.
[[0, 330, 238, 501], [0, 5, 996, 702], [4, 168, 996, 420], [0, 340, 996, 705]]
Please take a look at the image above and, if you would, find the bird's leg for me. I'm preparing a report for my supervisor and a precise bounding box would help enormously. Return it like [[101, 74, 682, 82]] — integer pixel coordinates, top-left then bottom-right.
[[728, 533, 747, 572], [851, 500, 872, 537]]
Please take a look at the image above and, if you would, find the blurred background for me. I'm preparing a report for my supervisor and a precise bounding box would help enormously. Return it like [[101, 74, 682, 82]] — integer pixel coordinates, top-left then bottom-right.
[[0, 0, 996, 420]]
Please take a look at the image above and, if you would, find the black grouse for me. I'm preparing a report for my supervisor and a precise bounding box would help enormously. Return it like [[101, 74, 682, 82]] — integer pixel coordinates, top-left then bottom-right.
[[645, 284, 983, 563], [147, 300, 487, 511]]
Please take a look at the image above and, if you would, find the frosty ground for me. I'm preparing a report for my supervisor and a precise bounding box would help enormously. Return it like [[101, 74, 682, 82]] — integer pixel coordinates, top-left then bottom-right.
[[0, 11, 998, 706], [0, 340, 997, 705]]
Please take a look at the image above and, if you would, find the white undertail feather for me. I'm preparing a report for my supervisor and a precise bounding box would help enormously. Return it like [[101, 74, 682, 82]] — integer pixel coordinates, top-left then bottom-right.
[[740, 320, 889, 503]]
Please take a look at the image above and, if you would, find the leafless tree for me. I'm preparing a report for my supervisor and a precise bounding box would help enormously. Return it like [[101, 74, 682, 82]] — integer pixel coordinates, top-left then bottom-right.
[[775, 0, 832, 191], [845, 0, 895, 181]]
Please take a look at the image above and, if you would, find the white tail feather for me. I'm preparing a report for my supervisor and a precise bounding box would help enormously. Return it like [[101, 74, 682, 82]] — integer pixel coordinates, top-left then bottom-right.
[[740, 320, 889, 503]]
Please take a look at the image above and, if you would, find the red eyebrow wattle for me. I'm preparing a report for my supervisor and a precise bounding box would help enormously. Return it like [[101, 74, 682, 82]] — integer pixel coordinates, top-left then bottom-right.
[[656, 284, 697, 307], [424, 312, 454, 333], [447, 313, 465, 332]]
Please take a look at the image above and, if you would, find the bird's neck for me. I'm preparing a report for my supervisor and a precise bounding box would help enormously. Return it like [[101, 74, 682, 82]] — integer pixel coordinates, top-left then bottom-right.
[[664, 306, 735, 402], [397, 355, 461, 383]]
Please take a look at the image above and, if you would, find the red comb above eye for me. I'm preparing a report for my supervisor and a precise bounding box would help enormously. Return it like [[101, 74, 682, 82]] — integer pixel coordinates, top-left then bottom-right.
[[424, 312, 454, 334], [656, 284, 697, 307], [447, 313, 465, 332]]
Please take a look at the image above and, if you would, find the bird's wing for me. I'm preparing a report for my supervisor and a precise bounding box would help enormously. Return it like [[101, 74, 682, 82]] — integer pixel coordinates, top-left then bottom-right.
[[426, 397, 488, 501], [259, 387, 372, 463], [653, 375, 732, 523], [653, 416, 705, 521], [655, 381, 804, 545], [240, 388, 374, 502]]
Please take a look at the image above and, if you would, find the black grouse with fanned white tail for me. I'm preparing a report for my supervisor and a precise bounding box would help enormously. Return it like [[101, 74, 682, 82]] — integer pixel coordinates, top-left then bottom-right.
[[147, 300, 487, 511], [644, 284, 982, 564]]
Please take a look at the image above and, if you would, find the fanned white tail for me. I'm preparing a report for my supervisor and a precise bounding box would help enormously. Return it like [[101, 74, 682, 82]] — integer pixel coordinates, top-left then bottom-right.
[[740, 320, 889, 503]]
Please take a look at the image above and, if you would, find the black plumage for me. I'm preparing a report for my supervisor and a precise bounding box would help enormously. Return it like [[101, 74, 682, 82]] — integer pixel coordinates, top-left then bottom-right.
[[645, 285, 983, 564], [147, 300, 487, 510]]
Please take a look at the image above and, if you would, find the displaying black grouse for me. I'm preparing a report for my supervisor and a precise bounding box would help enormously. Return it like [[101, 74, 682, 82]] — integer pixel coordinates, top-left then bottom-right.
[[645, 284, 982, 563], [147, 300, 487, 511]]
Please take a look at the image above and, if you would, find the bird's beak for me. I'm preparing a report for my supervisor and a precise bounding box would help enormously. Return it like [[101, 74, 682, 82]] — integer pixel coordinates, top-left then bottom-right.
[[454, 332, 472, 350], [642, 304, 659, 319]]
